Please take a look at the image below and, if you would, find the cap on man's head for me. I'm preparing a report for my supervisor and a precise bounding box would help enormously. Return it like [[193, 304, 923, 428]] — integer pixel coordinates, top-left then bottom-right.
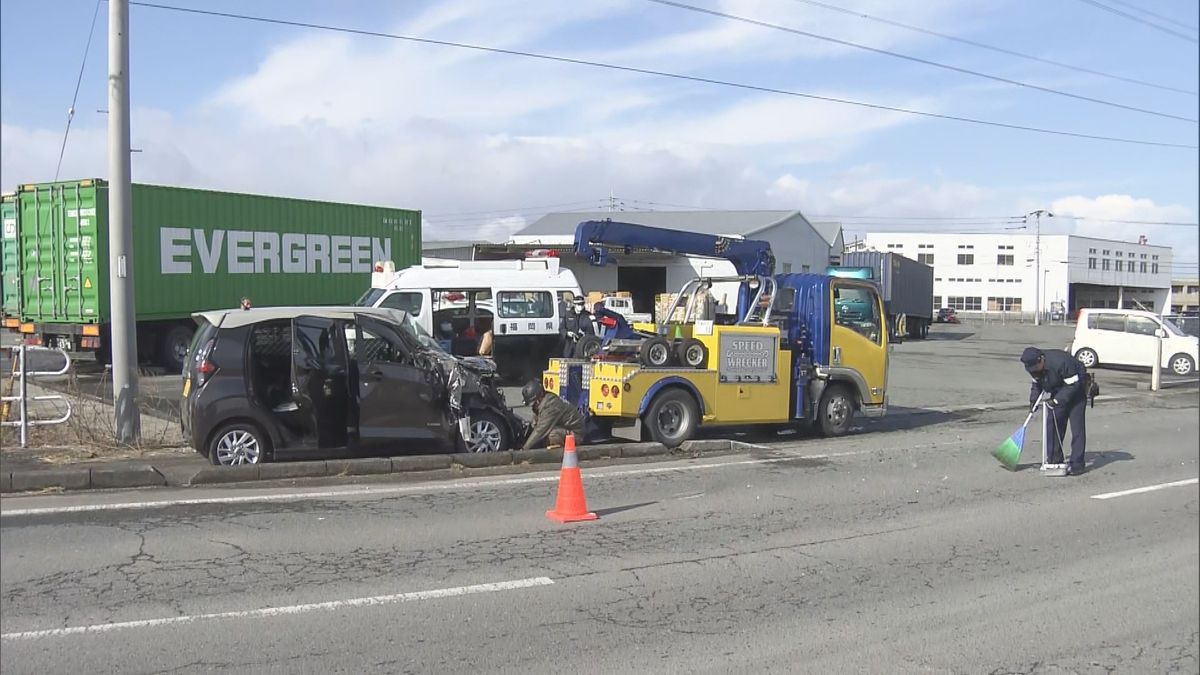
[[1020, 346, 1043, 370]]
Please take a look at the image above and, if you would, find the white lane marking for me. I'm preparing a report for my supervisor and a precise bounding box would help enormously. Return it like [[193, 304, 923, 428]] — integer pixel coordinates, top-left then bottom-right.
[[1090, 478, 1199, 500], [0, 442, 945, 518], [0, 576, 555, 641]]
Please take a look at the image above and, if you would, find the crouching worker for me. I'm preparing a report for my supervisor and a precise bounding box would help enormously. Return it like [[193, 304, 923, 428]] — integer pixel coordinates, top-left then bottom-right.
[[521, 380, 585, 450], [1021, 346, 1087, 475]]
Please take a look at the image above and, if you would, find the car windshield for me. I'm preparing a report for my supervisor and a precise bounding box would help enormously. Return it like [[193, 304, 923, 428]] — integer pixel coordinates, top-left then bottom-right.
[[356, 288, 385, 307], [398, 313, 445, 353], [1162, 318, 1187, 337]]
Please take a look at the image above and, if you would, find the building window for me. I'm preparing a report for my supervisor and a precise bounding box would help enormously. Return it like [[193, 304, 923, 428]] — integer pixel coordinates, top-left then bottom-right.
[[957, 254, 974, 265], [935, 277, 942, 281], [1140, 253, 1147, 259], [918, 253, 934, 265], [887, 243, 903, 249], [988, 297, 1022, 312], [1174, 285, 1185, 293], [1116, 251, 1123, 257], [1088, 258, 1096, 269], [997, 254, 1014, 266], [957, 245, 974, 250], [919, 244, 933, 249], [1152, 254, 1159, 260], [1152, 263, 1159, 274], [933, 295, 942, 308], [997, 245, 1014, 251], [1103, 249, 1110, 255], [1088, 248, 1097, 254], [1116, 260, 1123, 272], [1102, 259, 1111, 271], [965, 296, 982, 311], [1139, 261, 1147, 273]]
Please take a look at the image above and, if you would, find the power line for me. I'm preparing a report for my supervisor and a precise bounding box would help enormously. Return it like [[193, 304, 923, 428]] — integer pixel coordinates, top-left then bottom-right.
[[423, 199, 608, 221], [54, 0, 103, 182], [780, 0, 1196, 95], [1072, 0, 1200, 42], [126, 1, 1199, 150], [1100, 0, 1199, 31], [645, 0, 1197, 123]]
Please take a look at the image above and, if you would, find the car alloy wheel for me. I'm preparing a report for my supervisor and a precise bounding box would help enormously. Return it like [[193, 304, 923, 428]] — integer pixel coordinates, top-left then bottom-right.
[[214, 429, 262, 465], [1170, 354, 1195, 376], [466, 416, 505, 452]]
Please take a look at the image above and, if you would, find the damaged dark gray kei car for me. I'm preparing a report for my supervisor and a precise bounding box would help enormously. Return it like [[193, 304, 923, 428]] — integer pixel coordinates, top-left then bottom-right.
[[181, 306, 523, 466]]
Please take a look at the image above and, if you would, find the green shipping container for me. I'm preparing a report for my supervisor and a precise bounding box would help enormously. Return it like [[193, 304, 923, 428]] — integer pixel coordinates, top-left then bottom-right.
[[1, 192, 21, 321], [10, 179, 420, 367]]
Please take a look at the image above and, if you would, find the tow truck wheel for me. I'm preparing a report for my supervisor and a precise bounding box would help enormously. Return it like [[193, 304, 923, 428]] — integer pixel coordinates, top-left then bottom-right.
[[817, 384, 855, 437], [639, 337, 674, 368], [643, 389, 698, 447], [574, 335, 603, 359], [676, 338, 708, 369]]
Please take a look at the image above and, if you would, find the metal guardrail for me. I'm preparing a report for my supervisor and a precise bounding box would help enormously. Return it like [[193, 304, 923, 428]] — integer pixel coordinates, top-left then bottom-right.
[[1, 345, 73, 447]]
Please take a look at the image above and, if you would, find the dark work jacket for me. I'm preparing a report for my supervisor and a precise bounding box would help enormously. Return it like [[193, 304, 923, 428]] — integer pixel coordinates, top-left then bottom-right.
[[559, 309, 595, 340], [1028, 349, 1087, 406], [524, 393, 586, 450]]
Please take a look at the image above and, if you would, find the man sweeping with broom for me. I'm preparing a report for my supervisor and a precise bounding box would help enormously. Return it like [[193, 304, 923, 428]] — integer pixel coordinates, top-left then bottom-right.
[[1020, 346, 1088, 476]]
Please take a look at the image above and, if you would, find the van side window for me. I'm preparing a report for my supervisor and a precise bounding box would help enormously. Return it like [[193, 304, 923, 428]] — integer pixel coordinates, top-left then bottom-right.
[[1125, 316, 1159, 336], [1089, 314, 1126, 332], [379, 292, 422, 314], [251, 320, 291, 360], [497, 291, 553, 318]]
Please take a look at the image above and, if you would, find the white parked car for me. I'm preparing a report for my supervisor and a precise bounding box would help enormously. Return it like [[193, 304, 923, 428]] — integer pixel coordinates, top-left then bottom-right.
[[1071, 309, 1199, 376]]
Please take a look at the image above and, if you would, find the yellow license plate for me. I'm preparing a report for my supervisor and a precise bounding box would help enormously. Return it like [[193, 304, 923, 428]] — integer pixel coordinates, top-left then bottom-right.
[[182, 378, 192, 398]]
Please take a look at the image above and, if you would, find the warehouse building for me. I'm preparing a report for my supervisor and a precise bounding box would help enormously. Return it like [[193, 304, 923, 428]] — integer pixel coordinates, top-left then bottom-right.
[[859, 232, 1174, 318]]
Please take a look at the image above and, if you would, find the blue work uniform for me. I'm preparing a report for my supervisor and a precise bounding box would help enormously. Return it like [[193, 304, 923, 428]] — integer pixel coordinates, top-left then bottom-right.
[[1027, 349, 1088, 471]]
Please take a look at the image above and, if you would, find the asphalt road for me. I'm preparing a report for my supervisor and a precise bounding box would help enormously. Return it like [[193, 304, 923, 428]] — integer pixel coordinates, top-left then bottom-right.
[[2, 391, 1197, 673]]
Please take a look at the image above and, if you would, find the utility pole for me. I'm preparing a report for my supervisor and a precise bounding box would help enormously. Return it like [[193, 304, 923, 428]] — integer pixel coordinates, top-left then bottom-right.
[[108, 0, 140, 443], [1027, 209, 1053, 327]]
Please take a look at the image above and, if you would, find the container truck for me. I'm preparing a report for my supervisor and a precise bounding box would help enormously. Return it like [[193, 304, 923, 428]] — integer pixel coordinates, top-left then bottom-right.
[[827, 251, 934, 340], [1, 179, 420, 371]]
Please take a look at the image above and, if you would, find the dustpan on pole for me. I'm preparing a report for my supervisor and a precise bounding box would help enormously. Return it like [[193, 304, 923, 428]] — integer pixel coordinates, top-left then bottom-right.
[[992, 407, 1036, 470]]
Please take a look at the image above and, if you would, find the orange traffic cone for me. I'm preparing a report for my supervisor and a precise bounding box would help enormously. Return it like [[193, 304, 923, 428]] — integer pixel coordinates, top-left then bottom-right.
[[546, 434, 597, 523]]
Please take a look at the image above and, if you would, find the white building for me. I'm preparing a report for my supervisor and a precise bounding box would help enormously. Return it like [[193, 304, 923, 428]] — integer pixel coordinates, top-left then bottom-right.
[[860, 232, 1174, 317]]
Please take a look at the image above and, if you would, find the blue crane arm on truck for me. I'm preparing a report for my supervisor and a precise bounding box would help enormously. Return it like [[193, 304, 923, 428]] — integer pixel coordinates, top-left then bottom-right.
[[574, 219, 776, 319], [544, 220, 889, 447]]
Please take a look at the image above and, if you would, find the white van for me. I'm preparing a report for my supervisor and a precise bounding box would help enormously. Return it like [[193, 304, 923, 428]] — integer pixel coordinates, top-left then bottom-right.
[[1071, 309, 1198, 376], [357, 256, 583, 380]]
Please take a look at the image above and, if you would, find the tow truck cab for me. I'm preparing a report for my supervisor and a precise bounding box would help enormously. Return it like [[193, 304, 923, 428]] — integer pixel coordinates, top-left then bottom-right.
[[542, 220, 888, 447]]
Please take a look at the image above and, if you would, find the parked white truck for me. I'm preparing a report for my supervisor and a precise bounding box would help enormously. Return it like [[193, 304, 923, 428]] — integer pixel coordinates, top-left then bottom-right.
[[597, 295, 652, 324]]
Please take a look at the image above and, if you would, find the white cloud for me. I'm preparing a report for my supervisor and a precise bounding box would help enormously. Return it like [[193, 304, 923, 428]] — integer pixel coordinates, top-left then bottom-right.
[[1049, 194, 1198, 270]]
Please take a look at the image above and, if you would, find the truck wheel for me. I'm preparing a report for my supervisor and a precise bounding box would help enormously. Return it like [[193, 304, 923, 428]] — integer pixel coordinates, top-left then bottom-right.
[[817, 384, 855, 437], [573, 335, 603, 359], [639, 337, 673, 368], [159, 325, 194, 372], [643, 389, 698, 447], [676, 338, 708, 368]]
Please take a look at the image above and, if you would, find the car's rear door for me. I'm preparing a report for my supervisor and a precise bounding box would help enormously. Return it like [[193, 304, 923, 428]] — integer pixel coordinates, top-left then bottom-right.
[[352, 314, 449, 449], [292, 316, 350, 452]]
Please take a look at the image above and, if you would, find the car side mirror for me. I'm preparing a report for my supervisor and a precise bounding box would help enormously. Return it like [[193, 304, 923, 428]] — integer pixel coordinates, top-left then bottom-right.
[[1155, 328, 1167, 338]]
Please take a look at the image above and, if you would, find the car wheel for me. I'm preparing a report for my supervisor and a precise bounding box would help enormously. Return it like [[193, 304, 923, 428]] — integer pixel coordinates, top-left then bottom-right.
[[573, 335, 603, 359], [643, 389, 698, 448], [1169, 354, 1195, 377], [676, 338, 708, 368], [465, 411, 510, 452], [639, 337, 673, 368], [1074, 348, 1098, 369], [159, 325, 194, 372], [209, 422, 269, 465], [817, 384, 855, 437]]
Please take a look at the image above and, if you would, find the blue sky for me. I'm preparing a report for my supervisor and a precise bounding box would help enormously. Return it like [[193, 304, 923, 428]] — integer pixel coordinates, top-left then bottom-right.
[[2, 0, 1197, 269]]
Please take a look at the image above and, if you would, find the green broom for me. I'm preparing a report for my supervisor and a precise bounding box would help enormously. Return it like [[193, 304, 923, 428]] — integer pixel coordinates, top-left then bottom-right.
[[992, 407, 1037, 470]]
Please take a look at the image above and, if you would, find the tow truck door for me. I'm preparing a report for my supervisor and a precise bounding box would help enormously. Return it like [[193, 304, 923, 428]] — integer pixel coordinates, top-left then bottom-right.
[[828, 280, 888, 405]]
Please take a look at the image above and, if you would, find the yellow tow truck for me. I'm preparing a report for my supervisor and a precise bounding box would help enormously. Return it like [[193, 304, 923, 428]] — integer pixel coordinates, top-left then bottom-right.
[[542, 220, 889, 446]]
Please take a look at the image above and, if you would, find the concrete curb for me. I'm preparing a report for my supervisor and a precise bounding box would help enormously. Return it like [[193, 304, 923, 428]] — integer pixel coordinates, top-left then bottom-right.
[[0, 440, 716, 494]]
